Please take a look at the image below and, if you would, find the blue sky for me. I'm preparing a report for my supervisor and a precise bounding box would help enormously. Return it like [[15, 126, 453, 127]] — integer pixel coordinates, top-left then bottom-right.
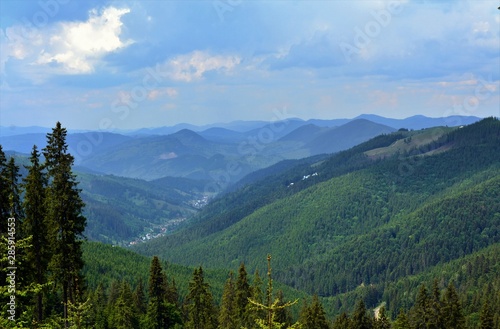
[[0, 0, 499, 130]]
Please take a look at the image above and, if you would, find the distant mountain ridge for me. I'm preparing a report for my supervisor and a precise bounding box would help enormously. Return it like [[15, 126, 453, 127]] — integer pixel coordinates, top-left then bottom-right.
[[0, 115, 485, 182], [1, 114, 483, 137]]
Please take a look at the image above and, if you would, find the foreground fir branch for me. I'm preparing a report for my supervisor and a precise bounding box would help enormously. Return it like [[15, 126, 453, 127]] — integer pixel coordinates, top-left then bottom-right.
[[245, 255, 301, 329]]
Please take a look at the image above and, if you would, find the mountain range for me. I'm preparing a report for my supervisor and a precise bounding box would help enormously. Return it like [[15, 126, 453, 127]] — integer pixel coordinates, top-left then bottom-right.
[[2, 115, 499, 324], [132, 117, 500, 317], [0, 115, 482, 182]]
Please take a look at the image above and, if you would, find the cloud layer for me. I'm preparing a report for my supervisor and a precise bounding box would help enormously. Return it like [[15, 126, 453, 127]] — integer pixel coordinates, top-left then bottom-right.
[[0, 1, 498, 129]]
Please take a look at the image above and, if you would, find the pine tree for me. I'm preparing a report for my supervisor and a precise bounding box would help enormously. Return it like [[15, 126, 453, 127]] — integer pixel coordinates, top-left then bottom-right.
[[145, 256, 182, 329], [332, 312, 351, 329], [429, 280, 443, 329], [392, 309, 410, 329], [6, 157, 22, 220], [43, 122, 87, 327], [0, 145, 10, 234], [185, 266, 218, 329], [236, 262, 252, 326], [350, 299, 373, 329], [274, 290, 294, 327], [299, 294, 330, 329], [89, 283, 108, 329], [410, 284, 431, 329], [441, 282, 464, 329], [111, 281, 139, 329], [374, 306, 390, 329], [133, 278, 147, 316], [107, 280, 121, 307], [249, 269, 266, 325], [246, 255, 300, 329], [479, 299, 494, 329], [22, 145, 49, 322], [166, 278, 180, 307], [218, 271, 237, 329]]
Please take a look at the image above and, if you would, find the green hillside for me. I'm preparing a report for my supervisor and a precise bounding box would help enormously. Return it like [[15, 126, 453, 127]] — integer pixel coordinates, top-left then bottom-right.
[[133, 118, 500, 317], [78, 172, 206, 245]]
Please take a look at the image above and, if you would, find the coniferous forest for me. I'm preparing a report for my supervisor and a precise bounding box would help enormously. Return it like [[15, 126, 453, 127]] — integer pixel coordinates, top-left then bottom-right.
[[1, 119, 500, 328]]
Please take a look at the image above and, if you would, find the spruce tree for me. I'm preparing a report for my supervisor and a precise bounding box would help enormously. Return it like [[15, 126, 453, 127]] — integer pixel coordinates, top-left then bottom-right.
[[111, 281, 139, 329], [89, 283, 108, 329], [22, 145, 49, 322], [185, 266, 218, 329], [429, 279, 443, 329], [6, 157, 22, 220], [145, 256, 182, 329], [299, 294, 330, 329], [410, 284, 431, 329], [441, 282, 464, 329], [246, 255, 300, 329], [43, 122, 87, 327], [249, 269, 266, 326], [219, 271, 237, 329], [332, 312, 351, 329], [479, 299, 494, 329], [0, 145, 9, 234], [236, 262, 252, 326], [133, 277, 147, 316], [274, 290, 294, 327], [392, 309, 410, 329], [374, 306, 390, 329], [350, 299, 373, 329], [166, 278, 180, 307]]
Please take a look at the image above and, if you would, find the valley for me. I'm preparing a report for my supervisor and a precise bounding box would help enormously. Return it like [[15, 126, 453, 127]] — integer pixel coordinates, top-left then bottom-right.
[[1, 115, 499, 327]]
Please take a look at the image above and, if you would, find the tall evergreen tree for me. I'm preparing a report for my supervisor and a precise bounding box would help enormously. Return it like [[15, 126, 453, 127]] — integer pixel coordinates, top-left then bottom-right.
[[479, 299, 494, 329], [429, 280, 443, 329], [249, 269, 266, 326], [133, 277, 147, 316], [90, 283, 108, 329], [236, 262, 252, 326], [22, 145, 49, 322], [274, 290, 294, 327], [185, 266, 218, 329], [246, 255, 300, 329], [441, 282, 464, 329], [110, 281, 139, 329], [166, 277, 180, 307], [410, 284, 431, 329], [43, 122, 87, 327], [218, 271, 237, 329], [374, 306, 391, 329], [6, 157, 23, 220], [0, 145, 9, 234], [332, 312, 351, 329], [299, 294, 330, 329], [350, 299, 373, 329], [392, 309, 410, 329], [145, 256, 182, 329]]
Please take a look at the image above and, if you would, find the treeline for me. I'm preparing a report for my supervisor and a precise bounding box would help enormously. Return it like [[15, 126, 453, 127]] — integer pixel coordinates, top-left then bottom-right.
[[13, 249, 498, 329], [0, 122, 87, 327]]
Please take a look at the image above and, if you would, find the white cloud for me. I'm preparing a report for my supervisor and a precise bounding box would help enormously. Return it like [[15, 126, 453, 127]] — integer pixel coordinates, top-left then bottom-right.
[[163, 51, 241, 82], [1, 6, 132, 78], [37, 7, 132, 73], [147, 87, 178, 100]]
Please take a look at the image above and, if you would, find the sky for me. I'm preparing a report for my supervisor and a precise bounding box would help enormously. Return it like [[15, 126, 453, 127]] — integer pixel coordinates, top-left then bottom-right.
[[0, 0, 499, 130]]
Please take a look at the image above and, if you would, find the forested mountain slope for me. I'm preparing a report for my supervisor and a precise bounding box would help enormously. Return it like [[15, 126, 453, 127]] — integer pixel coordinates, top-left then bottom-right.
[[134, 118, 500, 308]]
